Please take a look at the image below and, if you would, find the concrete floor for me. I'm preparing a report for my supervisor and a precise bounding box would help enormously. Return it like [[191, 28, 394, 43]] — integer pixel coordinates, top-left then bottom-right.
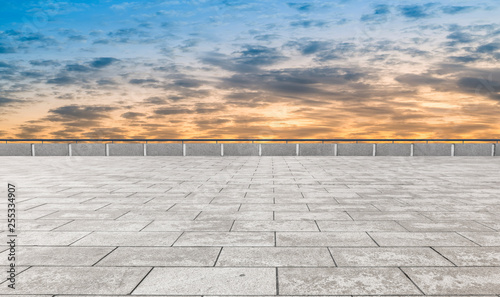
[[0, 156, 499, 296]]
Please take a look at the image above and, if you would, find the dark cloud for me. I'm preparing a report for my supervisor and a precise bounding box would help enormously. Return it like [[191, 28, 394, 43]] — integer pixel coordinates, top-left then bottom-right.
[[143, 96, 169, 105], [201, 45, 288, 73], [96, 79, 117, 85], [441, 6, 478, 15], [20, 71, 44, 78], [290, 20, 327, 28], [29, 60, 60, 66], [173, 79, 203, 88], [154, 108, 194, 115], [129, 78, 159, 84], [15, 124, 47, 138], [457, 77, 500, 100], [47, 76, 76, 85], [446, 31, 475, 45], [66, 64, 92, 72], [0, 45, 16, 54], [395, 74, 445, 86], [477, 43, 500, 53], [450, 56, 481, 63], [90, 57, 119, 68], [121, 112, 146, 119], [48, 105, 118, 120], [0, 97, 22, 106], [361, 4, 391, 23], [0, 62, 13, 68], [398, 4, 436, 19], [287, 2, 313, 12]]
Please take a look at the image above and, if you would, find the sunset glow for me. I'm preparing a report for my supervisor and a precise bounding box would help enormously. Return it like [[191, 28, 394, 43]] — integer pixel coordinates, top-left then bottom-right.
[[1, 0, 500, 139]]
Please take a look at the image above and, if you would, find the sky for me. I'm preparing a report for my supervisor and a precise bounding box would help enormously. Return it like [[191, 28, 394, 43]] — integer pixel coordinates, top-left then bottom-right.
[[1, 0, 500, 139]]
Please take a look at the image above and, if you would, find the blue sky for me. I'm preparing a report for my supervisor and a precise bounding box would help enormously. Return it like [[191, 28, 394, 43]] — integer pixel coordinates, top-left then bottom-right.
[[1, 0, 500, 138]]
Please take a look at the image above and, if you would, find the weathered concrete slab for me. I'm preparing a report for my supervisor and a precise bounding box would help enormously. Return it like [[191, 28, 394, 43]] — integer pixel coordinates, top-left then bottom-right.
[[185, 143, 221, 156], [108, 143, 143, 156], [71, 143, 106, 156], [299, 143, 336, 156], [0, 143, 32, 156], [454, 143, 494, 156], [337, 143, 373, 156], [413, 143, 452, 156], [376, 143, 411, 156], [34, 143, 69, 156], [261, 143, 296, 156], [146, 143, 183, 156], [223, 143, 259, 156]]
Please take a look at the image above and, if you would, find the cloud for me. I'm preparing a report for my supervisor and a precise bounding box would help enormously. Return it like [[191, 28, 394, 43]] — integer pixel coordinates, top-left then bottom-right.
[[48, 105, 118, 120], [457, 77, 500, 100], [441, 6, 478, 15], [290, 20, 327, 28], [398, 3, 436, 19], [201, 45, 288, 73], [446, 31, 475, 45], [477, 43, 500, 53], [154, 108, 194, 115], [47, 76, 76, 85], [395, 74, 445, 86], [129, 78, 159, 84], [0, 45, 16, 53], [90, 57, 119, 68], [29, 60, 60, 66], [287, 2, 313, 12], [0, 96, 22, 106], [121, 112, 146, 119], [143, 96, 169, 105], [361, 4, 391, 23], [0, 62, 13, 68], [66, 64, 92, 72]]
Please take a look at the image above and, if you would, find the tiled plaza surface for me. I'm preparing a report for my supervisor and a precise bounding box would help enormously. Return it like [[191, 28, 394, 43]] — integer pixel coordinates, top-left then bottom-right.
[[0, 156, 499, 296]]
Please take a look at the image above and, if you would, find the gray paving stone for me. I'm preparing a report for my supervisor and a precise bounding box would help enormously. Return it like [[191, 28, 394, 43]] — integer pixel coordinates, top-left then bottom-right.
[[216, 247, 334, 267], [348, 211, 429, 221], [0, 246, 113, 266], [55, 220, 151, 231], [195, 211, 273, 221], [275, 211, 352, 221], [117, 211, 200, 221], [133, 267, 276, 295], [317, 221, 406, 232], [239, 203, 309, 211], [41, 209, 128, 220], [174, 232, 274, 246], [435, 247, 500, 266], [459, 232, 500, 246], [0, 267, 150, 295], [403, 267, 500, 295], [369, 232, 479, 246], [277, 232, 377, 247], [97, 247, 220, 266], [330, 247, 453, 266], [397, 220, 495, 232], [142, 220, 233, 231], [279, 267, 422, 295], [17, 219, 71, 231], [231, 220, 319, 231], [72, 231, 182, 246], [19, 231, 90, 246]]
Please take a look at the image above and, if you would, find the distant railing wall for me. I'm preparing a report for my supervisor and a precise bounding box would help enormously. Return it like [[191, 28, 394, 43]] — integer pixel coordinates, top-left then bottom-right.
[[0, 139, 498, 156]]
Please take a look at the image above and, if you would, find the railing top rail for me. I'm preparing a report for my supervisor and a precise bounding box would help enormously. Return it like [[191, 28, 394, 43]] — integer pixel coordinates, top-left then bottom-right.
[[1, 139, 500, 142]]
